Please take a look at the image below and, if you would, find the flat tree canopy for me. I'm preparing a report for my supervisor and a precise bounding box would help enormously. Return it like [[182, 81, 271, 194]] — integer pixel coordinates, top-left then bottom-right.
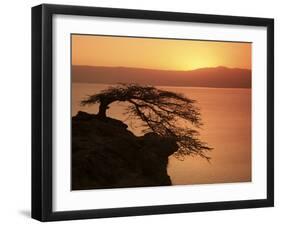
[[81, 84, 211, 160]]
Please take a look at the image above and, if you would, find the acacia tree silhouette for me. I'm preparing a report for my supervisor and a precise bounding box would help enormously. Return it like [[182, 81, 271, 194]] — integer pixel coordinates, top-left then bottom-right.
[[81, 84, 211, 160]]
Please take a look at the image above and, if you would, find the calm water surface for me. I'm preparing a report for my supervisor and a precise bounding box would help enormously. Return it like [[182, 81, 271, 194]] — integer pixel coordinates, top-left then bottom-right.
[[72, 83, 251, 185]]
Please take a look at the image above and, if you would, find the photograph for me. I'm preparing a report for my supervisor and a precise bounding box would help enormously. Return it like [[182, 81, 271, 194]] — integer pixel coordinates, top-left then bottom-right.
[[31, 3, 274, 221], [71, 34, 252, 190]]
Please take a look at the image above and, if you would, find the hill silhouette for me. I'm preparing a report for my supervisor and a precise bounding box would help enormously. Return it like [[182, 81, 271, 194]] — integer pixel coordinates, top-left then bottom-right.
[[72, 111, 178, 190], [72, 65, 251, 88]]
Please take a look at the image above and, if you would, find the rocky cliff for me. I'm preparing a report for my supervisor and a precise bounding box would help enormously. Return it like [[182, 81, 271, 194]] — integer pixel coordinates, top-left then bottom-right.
[[72, 111, 178, 190]]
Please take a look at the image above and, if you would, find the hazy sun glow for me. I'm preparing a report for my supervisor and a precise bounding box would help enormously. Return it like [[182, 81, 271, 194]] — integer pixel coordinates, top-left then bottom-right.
[[72, 34, 251, 71]]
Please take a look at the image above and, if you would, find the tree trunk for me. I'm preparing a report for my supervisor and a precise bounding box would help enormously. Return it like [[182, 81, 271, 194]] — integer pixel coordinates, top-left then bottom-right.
[[97, 101, 109, 119]]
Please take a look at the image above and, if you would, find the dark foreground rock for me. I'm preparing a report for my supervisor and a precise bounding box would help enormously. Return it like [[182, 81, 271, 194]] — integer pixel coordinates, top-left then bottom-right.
[[72, 111, 178, 190]]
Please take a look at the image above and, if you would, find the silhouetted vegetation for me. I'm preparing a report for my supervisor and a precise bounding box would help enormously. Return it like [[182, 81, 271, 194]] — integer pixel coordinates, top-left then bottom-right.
[[81, 84, 211, 160]]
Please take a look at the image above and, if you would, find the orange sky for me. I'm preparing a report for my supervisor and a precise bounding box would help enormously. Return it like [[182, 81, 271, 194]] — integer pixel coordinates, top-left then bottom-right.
[[72, 34, 251, 71]]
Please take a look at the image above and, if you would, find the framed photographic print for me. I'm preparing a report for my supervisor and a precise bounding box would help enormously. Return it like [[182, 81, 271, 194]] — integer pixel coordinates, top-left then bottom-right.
[[32, 4, 274, 221]]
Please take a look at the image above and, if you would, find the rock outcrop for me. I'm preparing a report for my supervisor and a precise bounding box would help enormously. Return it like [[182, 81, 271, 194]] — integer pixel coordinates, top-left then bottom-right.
[[72, 111, 178, 190]]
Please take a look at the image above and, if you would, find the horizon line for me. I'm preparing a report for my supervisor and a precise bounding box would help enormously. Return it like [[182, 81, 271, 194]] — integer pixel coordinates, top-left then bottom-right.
[[72, 81, 252, 90], [72, 64, 252, 72]]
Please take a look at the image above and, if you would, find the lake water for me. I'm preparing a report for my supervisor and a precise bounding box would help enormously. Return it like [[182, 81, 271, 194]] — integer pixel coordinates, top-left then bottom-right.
[[72, 83, 251, 185]]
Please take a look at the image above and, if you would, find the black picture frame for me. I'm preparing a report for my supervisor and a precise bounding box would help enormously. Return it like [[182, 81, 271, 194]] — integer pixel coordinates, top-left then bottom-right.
[[32, 3, 274, 222]]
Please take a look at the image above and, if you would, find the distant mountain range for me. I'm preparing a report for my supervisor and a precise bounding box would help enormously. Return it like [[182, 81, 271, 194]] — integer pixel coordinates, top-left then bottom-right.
[[72, 65, 251, 88]]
